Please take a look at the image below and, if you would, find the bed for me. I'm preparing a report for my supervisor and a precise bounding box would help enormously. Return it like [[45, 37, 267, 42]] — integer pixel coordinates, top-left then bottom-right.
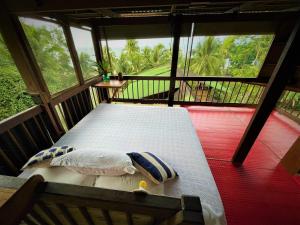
[[19, 103, 226, 225]]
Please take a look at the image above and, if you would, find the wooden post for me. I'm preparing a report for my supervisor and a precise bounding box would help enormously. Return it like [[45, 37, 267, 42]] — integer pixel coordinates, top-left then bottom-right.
[[159, 195, 205, 225], [280, 137, 300, 174], [61, 21, 85, 85], [232, 19, 300, 165], [168, 15, 181, 107], [0, 175, 45, 225], [91, 25, 103, 65]]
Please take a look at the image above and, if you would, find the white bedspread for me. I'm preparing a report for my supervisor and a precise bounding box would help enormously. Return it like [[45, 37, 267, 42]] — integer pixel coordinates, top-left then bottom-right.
[[21, 103, 226, 225]]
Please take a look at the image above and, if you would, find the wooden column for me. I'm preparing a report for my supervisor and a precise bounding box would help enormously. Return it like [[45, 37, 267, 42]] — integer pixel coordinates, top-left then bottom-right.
[[159, 195, 204, 225], [232, 19, 300, 165], [168, 15, 182, 107], [91, 25, 103, 65], [280, 137, 300, 174], [61, 22, 84, 85]]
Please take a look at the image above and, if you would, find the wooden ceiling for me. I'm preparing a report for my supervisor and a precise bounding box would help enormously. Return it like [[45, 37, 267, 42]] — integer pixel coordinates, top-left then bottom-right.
[[5, 0, 300, 19]]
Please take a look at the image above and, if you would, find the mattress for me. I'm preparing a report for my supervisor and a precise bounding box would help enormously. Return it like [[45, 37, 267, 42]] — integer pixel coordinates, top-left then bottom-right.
[[20, 103, 226, 225]]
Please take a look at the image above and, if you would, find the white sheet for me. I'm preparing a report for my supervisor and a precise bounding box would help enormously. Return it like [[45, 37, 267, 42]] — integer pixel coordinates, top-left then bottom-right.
[[20, 103, 226, 225]]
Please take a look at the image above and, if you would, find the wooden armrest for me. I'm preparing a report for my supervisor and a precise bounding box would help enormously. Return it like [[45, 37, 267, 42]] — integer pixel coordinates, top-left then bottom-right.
[[0, 175, 45, 225]]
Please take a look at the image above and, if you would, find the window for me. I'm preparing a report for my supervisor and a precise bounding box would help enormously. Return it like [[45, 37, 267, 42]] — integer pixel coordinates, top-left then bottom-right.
[[20, 18, 78, 94], [101, 38, 172, 76], [71, 27, 98, 80], [179, 34, 274, 78], [0, 33, 35, 120]]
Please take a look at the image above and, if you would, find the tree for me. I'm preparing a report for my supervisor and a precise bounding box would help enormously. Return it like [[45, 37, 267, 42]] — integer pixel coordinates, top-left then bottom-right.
[[0, 34, 34, 120], [190, 37, 225, 76]]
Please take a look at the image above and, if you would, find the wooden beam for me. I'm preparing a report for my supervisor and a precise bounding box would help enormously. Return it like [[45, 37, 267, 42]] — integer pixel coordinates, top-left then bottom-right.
[[61, 21, 84, 85], [5, 0, 300, 14], [75, 12, 300, 26], [168, 15, 181, 107], [232, 18, 300, 165]]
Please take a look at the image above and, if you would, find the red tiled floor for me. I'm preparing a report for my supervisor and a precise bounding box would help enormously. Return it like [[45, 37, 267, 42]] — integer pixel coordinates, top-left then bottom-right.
[[186, 106, 300, 225]]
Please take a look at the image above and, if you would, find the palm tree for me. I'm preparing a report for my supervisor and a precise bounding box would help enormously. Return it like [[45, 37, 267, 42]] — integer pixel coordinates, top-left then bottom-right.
[[190, 37, 224, 76]]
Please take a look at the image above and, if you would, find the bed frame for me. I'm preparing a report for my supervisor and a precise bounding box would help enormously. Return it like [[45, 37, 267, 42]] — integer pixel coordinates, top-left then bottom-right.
[[0, 175, 204, 225]]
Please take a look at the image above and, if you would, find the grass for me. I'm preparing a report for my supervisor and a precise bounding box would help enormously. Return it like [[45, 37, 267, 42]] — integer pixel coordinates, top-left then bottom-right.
[[120, 65, 172, 99]]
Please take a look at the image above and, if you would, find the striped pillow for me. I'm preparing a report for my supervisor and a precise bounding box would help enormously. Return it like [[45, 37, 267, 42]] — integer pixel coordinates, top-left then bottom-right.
[[127, 152, 178, 184]]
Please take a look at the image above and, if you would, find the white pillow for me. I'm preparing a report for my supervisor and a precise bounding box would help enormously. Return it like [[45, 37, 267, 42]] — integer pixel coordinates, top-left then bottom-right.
[[94, 173, 164, 195], [50, 149, 136, 176]]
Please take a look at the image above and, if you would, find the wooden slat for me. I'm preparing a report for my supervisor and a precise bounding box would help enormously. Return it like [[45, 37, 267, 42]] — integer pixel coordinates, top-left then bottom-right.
[[79, 207, 95, 225], [102, 210, 113, 225], [20, 123, 39, 152], [0, 149, 18, 176], [232, 18, 300, 164], [7, 130, 28, 160], [57, 204, 79, 225], [37, 202, 63, 225], [126, 213, 134, 225], [30, 209, 51, 225]]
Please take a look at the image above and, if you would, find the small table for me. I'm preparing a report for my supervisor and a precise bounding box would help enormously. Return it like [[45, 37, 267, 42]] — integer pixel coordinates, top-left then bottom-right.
[[93, 80, 126, 102]]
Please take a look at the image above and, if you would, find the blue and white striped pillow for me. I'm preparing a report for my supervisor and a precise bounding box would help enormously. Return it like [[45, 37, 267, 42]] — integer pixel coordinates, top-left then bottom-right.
[[127, 152, 178, 184]]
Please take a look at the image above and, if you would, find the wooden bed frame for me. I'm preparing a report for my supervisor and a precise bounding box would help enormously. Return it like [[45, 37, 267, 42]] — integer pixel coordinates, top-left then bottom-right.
[[0, 175, 205, 225]]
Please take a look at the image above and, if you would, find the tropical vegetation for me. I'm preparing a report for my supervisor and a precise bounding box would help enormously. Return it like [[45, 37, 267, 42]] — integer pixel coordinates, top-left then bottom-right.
[[1, 19, 298, 121]]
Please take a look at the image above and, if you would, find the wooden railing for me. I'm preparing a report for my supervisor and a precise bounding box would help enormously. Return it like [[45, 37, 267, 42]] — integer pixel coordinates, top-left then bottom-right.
[[105, 76, 266, 107], [277, 89, 300, 122], [0, 106, 60, 176]]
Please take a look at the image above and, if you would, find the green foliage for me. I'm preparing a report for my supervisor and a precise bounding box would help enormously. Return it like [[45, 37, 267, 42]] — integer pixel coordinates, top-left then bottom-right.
[[0, 34, 35, 120], [21, 22, 78, 93]]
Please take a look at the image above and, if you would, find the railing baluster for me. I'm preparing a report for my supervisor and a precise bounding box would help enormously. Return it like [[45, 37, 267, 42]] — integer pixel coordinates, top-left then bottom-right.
[[152, 80, 155, 101], [189, 81, 194, 102], [142, 80, 144, 98], [148, 80, 150, 98], [246, 84, 255, 104], [222, 81, 230, 103], [228, 82, 236, 103], [205, 81, 211, 102], [131, 80, 135, 99], [199, 81, 205, 102], [217, 81, 224, 103], [234, 82, 243, 103], [163, 80, 166, 99], [137, 80, 140, 99], [126, 81, 130, 99], [241, 83, 249, 103], [211, 81, 218, 103], [194, 81, 200, 102]]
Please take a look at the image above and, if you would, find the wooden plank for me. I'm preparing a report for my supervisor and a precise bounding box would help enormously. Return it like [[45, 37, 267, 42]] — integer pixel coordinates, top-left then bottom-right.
[[79, 207, 95, 225], [61, 22, 84, 85], [232, 19, 300, 165], [280, 137, 300, 174], [168, 15, 182, 107], [0, 175, 44, 225]]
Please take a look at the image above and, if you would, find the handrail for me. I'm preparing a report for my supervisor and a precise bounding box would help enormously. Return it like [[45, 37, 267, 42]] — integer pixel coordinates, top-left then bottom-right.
[[0, 106, 42, 134]]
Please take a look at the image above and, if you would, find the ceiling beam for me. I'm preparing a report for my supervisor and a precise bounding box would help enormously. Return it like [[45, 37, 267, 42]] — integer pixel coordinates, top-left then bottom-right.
[[232, 18, 300, 165], [5, 0, 300, 14], [71, 11, 300, 26]]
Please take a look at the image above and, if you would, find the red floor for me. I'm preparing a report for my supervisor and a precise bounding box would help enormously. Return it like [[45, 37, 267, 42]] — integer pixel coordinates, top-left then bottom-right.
[[185, 106, 300, 225]]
